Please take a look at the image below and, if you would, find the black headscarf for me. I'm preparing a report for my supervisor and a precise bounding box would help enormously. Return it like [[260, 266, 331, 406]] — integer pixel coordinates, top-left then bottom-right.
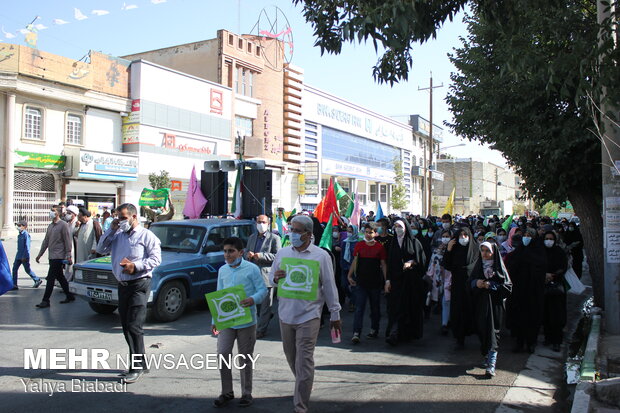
[[544, 231, 568, 274], [387, 217, 426, 270]]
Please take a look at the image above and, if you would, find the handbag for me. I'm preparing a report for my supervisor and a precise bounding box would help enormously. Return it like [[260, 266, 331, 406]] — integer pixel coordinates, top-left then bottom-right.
[[565, 267, 586, 295]]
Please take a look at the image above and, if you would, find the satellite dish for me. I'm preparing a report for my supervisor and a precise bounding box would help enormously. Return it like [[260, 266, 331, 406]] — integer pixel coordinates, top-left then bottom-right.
[[250, 6, 294, 70]]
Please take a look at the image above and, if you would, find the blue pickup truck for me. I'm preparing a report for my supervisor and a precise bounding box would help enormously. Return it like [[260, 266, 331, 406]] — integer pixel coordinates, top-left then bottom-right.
[[69, 219, 256, 322]]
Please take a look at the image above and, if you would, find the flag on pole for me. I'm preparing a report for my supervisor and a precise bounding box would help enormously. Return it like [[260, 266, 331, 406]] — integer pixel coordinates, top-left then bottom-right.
[[350, 194, 361, 226], [344, 193, 355, 218], [375, 201, 384, 221], [315, 178, 339, 223], [182, 165, 207, 219], [318, 214, 334, 249], [231, 166, 243, 218], [0, 241, 13, 296], [442, 187, 456, 216], [502, 215, 514, 232], [333, 180, 347, 200]]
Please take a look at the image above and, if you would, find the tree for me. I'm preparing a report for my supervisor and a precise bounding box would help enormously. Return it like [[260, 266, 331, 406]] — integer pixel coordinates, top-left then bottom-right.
[[391, 158, 408, 211], [148, 170, 171, 190], [445, 4, 605, 305]]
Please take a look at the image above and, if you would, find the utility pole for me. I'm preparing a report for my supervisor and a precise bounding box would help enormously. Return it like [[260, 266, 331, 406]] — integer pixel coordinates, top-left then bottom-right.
[[418, 73, 443, 216]]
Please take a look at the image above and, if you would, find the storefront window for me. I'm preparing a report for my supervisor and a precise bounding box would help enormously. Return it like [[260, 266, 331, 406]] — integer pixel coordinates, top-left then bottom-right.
[[380, 184, 388, 203], [370, 184, 377, 203], [322, 126, 398, 170]]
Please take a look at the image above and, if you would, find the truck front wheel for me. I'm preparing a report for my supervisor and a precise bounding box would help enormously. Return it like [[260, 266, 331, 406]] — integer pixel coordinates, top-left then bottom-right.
[[152, 280, 187, 322]]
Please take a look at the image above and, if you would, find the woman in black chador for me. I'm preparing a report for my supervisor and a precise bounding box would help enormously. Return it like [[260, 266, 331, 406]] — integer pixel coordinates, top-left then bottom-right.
[[385, 218, 427, 345], [468, 241, 512, 378], [542, 230, 568, 352], [442, 226, 479, 349]]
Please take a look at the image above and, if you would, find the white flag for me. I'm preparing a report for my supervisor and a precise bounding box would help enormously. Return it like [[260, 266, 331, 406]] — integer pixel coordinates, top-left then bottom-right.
[[74, 8, 88, 20]]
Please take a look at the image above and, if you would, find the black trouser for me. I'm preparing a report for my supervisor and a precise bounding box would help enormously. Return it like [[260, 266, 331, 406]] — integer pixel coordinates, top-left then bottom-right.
[[118, 277, 151, 370], [42, 259, 73, 302]]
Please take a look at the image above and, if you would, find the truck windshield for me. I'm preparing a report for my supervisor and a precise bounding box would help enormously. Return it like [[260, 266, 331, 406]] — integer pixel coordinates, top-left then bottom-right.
[[150, 225, 206, 253]]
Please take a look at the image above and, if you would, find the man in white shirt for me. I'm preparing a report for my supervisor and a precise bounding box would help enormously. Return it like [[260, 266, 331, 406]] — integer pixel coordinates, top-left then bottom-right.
[[270, 215, 341, 413]]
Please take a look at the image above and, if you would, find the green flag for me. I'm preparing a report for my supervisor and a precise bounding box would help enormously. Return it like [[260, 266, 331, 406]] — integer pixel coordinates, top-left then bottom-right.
[[502, 215, 514, 232], [334, 181, 347, 200], [290, 208, 297, 217], [139, 188, 170, 207], [344, 194, 355, 218], [318, 214, 334, 249]]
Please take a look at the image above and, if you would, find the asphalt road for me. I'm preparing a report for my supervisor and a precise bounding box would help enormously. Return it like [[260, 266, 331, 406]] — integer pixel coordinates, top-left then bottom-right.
[[0, 235, 556, 413]]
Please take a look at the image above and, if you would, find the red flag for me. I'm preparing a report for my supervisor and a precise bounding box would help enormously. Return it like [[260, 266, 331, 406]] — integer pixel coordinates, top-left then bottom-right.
[[318, 178, 339, 223]]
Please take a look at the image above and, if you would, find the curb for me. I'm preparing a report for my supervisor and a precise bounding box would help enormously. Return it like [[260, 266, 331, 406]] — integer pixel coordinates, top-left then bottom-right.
[[570, 313, 601, 413]]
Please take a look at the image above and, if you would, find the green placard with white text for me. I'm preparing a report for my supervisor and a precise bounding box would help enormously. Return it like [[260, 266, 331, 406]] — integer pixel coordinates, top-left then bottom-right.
[[277, 257, 320, 300], [205, 285, 252, 330]]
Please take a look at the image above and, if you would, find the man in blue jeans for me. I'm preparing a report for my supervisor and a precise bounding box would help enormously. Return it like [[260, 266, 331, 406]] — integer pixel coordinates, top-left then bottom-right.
[[347, 223, 388, 343], [12, 220, 41, 290]]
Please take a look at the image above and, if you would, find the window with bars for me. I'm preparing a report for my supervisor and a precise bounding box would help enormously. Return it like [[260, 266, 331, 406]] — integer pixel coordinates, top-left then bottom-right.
[[24, 106, 43, 140], [66, 114, 83, 145]]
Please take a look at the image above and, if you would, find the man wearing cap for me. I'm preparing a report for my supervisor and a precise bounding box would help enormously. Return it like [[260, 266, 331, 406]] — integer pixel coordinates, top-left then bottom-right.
[[35, 205, 75, 308], [12, 220, 42, 290]]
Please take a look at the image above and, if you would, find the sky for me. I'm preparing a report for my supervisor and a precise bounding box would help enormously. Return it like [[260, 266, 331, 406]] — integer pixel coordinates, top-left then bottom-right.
[[0, 0, 506, 165]]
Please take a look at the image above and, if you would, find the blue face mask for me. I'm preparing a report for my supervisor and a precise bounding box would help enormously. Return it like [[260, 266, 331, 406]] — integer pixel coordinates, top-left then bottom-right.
[[228, 257, 242, 267], [290, 232, 304, 247], [522, 236, 532, 246], [377, 227, 384, 235], [412, 229, 419, 236]]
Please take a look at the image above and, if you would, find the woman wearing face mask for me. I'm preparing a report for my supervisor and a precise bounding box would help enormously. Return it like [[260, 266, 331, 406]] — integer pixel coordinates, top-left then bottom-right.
[[500, 227, 522, 258], [562, 223, 583, 279], [468, 241, 512, 377], [542, 231, 568, 352], [442, 227, 479, 349], [385, 218, 427, 345], [496, 229, 507, 246], [504, 228, 547, 353], [339, 225, 359, 312], [425, 230, 452, 334]]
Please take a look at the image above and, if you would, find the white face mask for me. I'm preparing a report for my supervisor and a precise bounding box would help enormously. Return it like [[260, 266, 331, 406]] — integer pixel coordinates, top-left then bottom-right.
[[256, 223, 268, 233], [522, 236, 532, 246], [441, 237, 450, 244], [459, 237, 469, 246], [544, 240, 555, 248], [119, 219, 132, 233], [333, 231, 340, 238], [442, 222, 450, 230], [394, 227, 405, 236], [49, 211, 57, 219]]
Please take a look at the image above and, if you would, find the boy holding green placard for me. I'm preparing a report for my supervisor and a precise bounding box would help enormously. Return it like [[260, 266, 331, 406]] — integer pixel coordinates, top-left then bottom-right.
[[210, 237, 267, 408]]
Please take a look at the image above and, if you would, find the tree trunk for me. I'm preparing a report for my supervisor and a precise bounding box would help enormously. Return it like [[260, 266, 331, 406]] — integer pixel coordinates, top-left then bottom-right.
[[568, 190, 604, 307]]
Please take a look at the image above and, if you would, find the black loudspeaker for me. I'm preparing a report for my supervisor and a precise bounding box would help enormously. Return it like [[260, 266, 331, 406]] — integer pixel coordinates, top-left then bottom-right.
[[242, 169, 272, 219], [200, 171, 228, 216]]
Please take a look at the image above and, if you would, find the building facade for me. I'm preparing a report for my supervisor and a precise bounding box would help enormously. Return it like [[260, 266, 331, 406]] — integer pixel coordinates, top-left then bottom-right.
[[0, 43, 131, 235], [434, 158, 524, 216]]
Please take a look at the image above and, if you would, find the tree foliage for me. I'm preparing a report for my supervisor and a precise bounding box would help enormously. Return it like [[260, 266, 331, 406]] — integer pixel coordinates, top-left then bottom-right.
[[445, 2, 605, 304], [148, 170, 171, 190], [391, 158, 408, 211]]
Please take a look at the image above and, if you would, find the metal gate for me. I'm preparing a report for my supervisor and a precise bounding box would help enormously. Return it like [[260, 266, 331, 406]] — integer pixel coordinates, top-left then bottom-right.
[[13, 171, 57, 234]]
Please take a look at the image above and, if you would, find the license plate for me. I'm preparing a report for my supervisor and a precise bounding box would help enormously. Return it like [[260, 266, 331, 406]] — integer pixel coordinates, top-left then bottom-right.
[[87, 290, 112, 300]]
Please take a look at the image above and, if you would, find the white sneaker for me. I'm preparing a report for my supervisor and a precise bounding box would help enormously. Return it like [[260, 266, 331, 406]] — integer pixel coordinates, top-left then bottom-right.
[[351, 332, 361, 344]]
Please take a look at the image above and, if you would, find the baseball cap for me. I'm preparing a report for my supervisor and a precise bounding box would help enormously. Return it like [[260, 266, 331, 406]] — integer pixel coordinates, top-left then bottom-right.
[[15, 220, 27, 227]]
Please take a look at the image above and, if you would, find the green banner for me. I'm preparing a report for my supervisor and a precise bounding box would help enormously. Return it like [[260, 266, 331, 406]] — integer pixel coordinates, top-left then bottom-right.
[[277, 257, 320, 300], [205, 285, 253, 330], [15, 150, 65, 170], [139, 188, 170, 207], [90, 256, 112, 264]]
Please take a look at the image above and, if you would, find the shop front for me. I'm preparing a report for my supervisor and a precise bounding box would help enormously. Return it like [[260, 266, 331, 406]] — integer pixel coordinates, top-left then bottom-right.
[[13, 150, 65, 234], [63, 149, 138, 218]]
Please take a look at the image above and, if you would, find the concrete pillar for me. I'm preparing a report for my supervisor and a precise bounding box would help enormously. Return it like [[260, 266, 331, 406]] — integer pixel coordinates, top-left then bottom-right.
[[1, 93, 16, 238]]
